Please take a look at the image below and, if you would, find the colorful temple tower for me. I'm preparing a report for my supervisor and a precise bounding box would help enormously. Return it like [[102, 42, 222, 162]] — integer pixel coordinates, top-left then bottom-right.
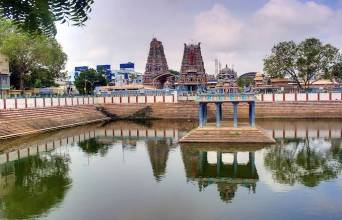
[[143, 38, 174, 88], [176, 43, 207, 91]]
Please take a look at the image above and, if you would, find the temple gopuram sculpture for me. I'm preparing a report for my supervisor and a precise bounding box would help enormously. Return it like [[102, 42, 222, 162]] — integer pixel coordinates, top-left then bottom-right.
[[216, 65, 239, 93], [143, 38, 175, 89], [176, 43, 207, 92]]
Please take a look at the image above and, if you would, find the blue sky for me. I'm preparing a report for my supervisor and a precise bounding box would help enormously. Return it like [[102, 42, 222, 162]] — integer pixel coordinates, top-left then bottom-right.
[[56, 0, 342, 75]]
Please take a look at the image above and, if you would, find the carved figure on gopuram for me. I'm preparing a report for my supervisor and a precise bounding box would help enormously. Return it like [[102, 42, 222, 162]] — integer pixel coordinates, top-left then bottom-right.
[[143, 38, 175, 89], [176, 43, 207, 92], [216, 65, 239, 93]]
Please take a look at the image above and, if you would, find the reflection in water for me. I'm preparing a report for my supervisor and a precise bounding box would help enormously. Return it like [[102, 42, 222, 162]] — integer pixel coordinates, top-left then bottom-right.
[[79, 138, 113, 157], [181, 145, 259, 203], [147, 139, 175, 182], [264, 138, 342, 187], [0, 153, 71, 219], [0, 120, 341, 220], [122, 140, 137, 151]]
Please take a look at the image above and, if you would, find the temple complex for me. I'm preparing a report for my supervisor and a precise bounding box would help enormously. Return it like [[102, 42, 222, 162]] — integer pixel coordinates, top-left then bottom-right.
[[143, 38, 175, 89], [176, 43, 207, 91], [216, 65, 239, 93]]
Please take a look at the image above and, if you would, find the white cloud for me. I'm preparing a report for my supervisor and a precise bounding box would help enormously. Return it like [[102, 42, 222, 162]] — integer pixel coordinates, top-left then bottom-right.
[[194, 4, 243, 51], [193, 0, 342, 75], [57, 0, 342, 76]]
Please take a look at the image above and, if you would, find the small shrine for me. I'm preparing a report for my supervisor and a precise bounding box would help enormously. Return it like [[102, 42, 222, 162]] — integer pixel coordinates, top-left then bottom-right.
[[216, 65, 239, 93]]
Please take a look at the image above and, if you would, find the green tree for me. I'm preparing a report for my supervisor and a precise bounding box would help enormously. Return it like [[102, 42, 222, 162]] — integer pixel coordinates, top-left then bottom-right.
[[27, 68, 59, 88], [237, 76, 253, 89], [331, 62, 342, 82], [169, 69, 180, 76], [0, 19, 67, 90], [129, 72, 138, 84], [74, 68, 107, 95], [264, 38, 342, 89], [264, 138, 342, 187], [78, 138, 112, 157], [0, 0, 94, 36], [0, 154, 71, 219]]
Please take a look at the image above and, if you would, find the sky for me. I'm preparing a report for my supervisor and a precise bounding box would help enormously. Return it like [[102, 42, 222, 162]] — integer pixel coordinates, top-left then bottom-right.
[[56, 0, 342, 76]]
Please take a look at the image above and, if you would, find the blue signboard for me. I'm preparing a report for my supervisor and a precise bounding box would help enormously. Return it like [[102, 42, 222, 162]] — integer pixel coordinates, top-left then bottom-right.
[[75, 66, 89, 72], [74, 66, 89, 78], [120, 62, 134, 70], [97, 65, 111, 71]]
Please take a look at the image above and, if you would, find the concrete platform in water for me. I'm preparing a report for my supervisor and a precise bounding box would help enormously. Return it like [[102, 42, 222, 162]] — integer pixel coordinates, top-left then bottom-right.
[[181, 94, 276, 144], [179, 141, 272, 151], [179, 125, 276, 144]]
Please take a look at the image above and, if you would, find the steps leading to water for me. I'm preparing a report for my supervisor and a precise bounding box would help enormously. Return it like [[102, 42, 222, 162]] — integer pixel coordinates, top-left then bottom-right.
[[179, 126, 276, 144], [0, 105, 109, 139]]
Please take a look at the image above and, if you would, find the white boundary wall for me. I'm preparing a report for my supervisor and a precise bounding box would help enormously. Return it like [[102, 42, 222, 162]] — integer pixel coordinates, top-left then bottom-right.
[[0, 92, 341, 110], [0, 93, 177, 110], [258, 92, 342, 102]]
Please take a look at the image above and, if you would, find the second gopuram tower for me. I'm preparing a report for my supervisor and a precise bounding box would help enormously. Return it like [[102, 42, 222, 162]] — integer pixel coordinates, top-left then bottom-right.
[[176, 42, 207, 91]]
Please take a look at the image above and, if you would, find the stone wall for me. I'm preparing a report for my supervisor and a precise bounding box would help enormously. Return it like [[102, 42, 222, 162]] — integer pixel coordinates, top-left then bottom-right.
[[0, 96, 341, 140], [102, 101, 342, 119]]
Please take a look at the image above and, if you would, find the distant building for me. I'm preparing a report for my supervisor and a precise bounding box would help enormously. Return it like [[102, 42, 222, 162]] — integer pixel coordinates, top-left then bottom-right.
[[253, 72, 297, 93], [112, 70, 143, 86], [112, 63, 142, 86], [73, 63, 142, 87], [0, 54, 10, 98], [94, 84, 144, 95], [74, 66, 89, 78], [310, 80, 339, 90], [97, 64, 112, 81], [120, 62, 135, 71]]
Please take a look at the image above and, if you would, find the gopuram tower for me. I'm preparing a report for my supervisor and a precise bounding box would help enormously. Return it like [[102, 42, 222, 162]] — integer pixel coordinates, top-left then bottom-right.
[[176, 43, 207, 91], [143, 38, 173, 88]]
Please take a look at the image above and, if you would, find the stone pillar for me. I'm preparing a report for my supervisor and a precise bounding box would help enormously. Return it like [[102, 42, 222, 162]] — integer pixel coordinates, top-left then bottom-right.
[[233, 152, 238, 178], [249, 101, 255, 128], [203, 103, 208, 125], [199, 102, 205, 128], [198, 151, 207, 175], [215, 102, 222, 128], [249, 152, 255, 177], [233, 102, 239, 128], [216, 152, 222, 176]]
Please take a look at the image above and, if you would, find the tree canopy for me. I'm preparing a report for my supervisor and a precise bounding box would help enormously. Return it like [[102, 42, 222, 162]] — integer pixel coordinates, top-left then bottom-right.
[[264, 138, 342, 187], [78, 138, 112, 157], [264, 38, 342, 89], [74, 68, 107, 94], [0, 19, 67, 90], [237, 76, 253, 89], [0, 0, 94, 36], [0, 154, 71, 219]]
